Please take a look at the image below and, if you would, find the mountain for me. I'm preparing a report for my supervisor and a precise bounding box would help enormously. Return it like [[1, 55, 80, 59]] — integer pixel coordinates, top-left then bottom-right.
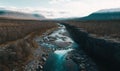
[[82, 8, 120, 20], [97, 8, 120, 13], [67, 8, 120, 21], [0, 9, 45, 20]]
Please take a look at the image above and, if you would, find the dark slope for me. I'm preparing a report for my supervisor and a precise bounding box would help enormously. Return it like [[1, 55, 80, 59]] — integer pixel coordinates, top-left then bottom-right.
[[64, 9, 120, 21], [81, 12, 120, 20], [68, 12, 120, 21]]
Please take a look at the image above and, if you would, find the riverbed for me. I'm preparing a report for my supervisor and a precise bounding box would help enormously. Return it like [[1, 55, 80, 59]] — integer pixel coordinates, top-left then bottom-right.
[[25, 23, 98, 71]]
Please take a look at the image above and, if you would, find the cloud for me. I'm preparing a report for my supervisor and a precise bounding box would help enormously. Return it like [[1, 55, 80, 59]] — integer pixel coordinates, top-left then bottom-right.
[[48, 0, 94, 17], [64, 1, 92, 16], [49, 0, 120, 17], [0, 3, 4, 6], [1, 0, 120, 18], [49, 0, 71, 4], [0, 6, 71, 18]]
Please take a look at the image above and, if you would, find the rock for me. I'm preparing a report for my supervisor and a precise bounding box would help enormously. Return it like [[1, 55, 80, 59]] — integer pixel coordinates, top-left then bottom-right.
[[80, 63, 86, 69], [76, 57, 81, 60], [42, 54, 46, 57], [42, 57, 47, 62], [66, 57, 70, 60], [39, 65, 43, 69]]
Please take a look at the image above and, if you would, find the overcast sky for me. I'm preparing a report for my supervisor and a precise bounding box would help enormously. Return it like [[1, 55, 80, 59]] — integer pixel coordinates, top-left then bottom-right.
[[0, 0, 120, 18]]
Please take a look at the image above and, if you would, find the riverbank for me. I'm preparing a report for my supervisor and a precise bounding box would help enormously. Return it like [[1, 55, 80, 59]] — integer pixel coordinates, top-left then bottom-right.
[[62, 23, 120, 71], [1, 21, 120, 71], [35, 23, 99, 71], [64, 20, 120, 41], [35, 23, 77, 71], [0, 25, 58, 71]]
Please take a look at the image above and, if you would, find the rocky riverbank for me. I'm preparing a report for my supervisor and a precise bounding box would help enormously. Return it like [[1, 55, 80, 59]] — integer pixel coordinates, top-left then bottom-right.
[[33, 23, 99, 71], [1, 22, 119, 71], [67, 49, 98, 71], [0, 26, 58, 71], [62, 23, 120, 71]]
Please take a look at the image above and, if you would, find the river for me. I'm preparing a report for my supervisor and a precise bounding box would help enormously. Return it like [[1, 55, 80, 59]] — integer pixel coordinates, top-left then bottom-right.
[[37, 23, 79, 71]]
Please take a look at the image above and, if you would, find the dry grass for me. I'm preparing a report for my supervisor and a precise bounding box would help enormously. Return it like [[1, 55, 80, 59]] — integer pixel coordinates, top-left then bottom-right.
[[65, 20, 120, 41], [0, 18, 58, 71], [0, 38, 36, 71], [0, 18, 58, 44]]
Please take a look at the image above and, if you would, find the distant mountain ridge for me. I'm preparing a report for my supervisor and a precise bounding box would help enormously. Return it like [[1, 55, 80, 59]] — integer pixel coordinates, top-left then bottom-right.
[[82, 8, 120, 20], [0, 7, 70, 19], [66, 8, 120, 21], [0, 8, 45, 20], [96, 8, 120, 13]]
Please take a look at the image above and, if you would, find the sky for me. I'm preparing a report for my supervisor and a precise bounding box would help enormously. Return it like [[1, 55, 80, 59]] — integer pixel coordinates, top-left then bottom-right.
[[0, 0, 120, 18]]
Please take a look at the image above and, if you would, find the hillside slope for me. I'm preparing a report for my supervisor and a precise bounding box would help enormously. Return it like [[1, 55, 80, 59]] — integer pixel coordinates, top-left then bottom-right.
[[0, 9, 45, 20]]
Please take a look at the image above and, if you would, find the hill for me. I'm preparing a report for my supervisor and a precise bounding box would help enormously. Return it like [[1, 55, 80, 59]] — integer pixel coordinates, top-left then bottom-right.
[[0, 9, 45, 20], [66, 8, 120, 21]]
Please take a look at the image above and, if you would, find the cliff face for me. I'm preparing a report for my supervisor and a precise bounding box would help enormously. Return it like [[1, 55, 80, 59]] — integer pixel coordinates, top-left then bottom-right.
[[62, 23, 120, 71]]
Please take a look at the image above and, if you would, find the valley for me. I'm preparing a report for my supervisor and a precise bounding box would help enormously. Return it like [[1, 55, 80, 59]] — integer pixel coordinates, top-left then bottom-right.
[[0, 8, 120, 71]]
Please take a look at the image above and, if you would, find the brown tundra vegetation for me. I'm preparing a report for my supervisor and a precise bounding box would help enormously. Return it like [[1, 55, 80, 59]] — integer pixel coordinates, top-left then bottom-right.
[[0, 18, 58, 44], [65, 20, 120, 41], [0, 18, 58, 71]]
